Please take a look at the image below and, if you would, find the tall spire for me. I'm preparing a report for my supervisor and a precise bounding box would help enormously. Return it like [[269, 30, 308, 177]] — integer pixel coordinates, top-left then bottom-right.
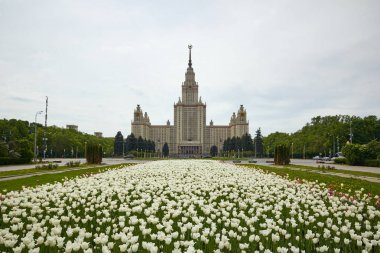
[[188, 44, 192, 68]]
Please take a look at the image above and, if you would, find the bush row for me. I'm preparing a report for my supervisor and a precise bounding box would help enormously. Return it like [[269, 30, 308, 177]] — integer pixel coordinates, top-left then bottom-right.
[[35, 163, 58, 170], [0, 157, 31, 165]]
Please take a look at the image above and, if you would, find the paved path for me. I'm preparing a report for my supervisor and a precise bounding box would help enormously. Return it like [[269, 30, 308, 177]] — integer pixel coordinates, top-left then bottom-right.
[[226, 158, 380, 174], [226, 159, 380, 183]]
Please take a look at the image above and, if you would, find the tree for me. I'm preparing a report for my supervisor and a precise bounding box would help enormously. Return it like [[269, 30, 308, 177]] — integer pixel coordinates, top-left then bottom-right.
[[15, 139, 33, 161], [210, 145, 218, 157], [342, 144, 370, 165], [125, 134, 137, 152], [162, 142, 169, 157], [241, 133, 254, 151], [223, 137, 231, 152], [86, 143, 103, 164], [253, 129, 264, 157], [0, 141, 8, 157], [367, 140, 380, 159], [113, 131, 124, 156], [274, 144, 290, 165]]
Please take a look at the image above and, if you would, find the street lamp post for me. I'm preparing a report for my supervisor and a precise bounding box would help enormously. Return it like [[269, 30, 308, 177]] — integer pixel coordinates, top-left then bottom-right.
[[34, 111, 43, 162]]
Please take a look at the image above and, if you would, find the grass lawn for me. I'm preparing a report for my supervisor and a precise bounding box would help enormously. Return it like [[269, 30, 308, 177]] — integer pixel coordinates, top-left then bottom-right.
[[0, 163, 135, 192], [285, 163, 380, 178], [0, 163, 95, 178], [241, 164, 380, 197]]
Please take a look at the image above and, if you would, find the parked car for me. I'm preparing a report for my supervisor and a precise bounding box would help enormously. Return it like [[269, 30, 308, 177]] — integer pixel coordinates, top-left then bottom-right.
[[322, 156, 331, 161], [124, 154, 135, 159], [313, 155, 322, 160]]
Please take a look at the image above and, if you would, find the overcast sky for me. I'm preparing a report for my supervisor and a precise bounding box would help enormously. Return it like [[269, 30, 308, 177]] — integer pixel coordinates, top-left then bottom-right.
[[1, 0, 379, 137]]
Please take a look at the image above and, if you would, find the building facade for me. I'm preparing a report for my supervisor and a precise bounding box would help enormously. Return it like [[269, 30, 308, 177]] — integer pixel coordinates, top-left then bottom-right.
[[131, 45, 249, 155]]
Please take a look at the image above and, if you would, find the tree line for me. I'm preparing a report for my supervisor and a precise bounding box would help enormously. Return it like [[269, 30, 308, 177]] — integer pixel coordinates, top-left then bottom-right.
[[0, 118, 113, 164], [263, 115, 380, 158], [114, 132, 155, 156], [222, 130, 264, 157]]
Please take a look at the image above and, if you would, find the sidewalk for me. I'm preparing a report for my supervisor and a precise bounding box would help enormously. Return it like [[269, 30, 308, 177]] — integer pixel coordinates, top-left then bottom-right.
[[0, 164, 106, 182], [229, 160, 380, 183]]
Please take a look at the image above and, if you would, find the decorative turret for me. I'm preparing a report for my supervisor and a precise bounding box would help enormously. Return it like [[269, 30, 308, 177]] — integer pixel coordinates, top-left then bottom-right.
[[229, 105, 247, 125], [133, 105, 151, 125]]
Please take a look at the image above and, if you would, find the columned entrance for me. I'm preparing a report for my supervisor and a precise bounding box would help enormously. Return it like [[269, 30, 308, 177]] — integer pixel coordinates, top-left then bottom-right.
[[178, 146, 202, 155]]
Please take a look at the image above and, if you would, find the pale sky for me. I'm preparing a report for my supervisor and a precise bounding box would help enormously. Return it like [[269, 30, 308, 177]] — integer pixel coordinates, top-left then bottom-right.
[[1, 0, 379, 137]]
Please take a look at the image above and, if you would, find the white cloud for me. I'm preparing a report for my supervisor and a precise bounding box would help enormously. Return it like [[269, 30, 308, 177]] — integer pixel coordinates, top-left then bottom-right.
[[0, 0, 379, 137]]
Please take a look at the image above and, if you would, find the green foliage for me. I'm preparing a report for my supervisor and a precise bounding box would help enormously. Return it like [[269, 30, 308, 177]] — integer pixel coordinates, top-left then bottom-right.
[[210, 145, 218, 157], [317, 165, 336, 170], [342, 144, 370, 165], [15, 138, 33, 161], [364, 160, 380, 167], [223, 133, 254, 152], [253, 128, 264, 157], [86, 143, 103, 164], [35, 163, 59, 170], [333, 157, 348, 164], [162, 142, 169, 157], [0, 118, 114, 159], [264, 115, 380, 158], [367, 140, 380, 159], [65, 161, 81, 167], [263, 132, 290, 157], [122, 133, 156, 156], [0, 141, 9, 157], [114, 131, 124, 156], [274, 144, 290, 165], [0, 157, 30, 165]]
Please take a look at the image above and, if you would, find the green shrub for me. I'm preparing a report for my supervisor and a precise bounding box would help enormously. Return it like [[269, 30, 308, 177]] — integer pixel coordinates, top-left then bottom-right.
[[0, 157, 30, 165], [65, 161, 81, 167], [342, 144, 370, 165], [364, 159, 380, 167], [367, 140, 380, 159], [334, 157, 347, 164], [274, 144, 290, 165], [86, 144, 103, 164], [35, 163, 58, 170], [318, 165, 336, 170]]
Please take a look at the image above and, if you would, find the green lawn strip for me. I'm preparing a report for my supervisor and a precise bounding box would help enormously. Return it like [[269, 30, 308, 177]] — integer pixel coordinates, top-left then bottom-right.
[[0, 163, 135, 192], [0, 163, 99, 178], [285, 164, 380, 179], [240, 164, 380, 197]]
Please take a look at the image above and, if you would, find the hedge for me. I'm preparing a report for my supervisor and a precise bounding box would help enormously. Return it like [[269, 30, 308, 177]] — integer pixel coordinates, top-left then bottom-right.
[[0, 157, 31, 166], [334, 157, 348, 164], [364, 159, 380, 167]]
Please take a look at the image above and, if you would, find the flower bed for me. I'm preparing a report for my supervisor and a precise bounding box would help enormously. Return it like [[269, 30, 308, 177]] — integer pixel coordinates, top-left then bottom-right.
[[0, 160, 379, 252]]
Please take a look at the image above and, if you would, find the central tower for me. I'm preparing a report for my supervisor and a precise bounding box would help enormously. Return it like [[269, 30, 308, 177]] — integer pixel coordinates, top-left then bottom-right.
[[131, 45, 249, 157], [174, 45, 206, 155], [182, 45, 199, 104]]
